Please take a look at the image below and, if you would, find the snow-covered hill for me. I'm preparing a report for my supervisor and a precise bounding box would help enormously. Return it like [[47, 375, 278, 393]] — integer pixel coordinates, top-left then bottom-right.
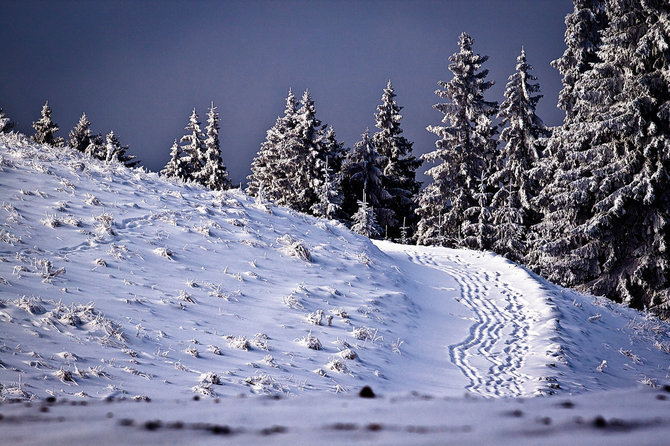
[[0, 133, 669, 443]]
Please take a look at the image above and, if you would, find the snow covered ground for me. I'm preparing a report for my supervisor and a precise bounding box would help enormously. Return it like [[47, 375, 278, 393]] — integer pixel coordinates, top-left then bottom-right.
[[0, 132, 669, 443]]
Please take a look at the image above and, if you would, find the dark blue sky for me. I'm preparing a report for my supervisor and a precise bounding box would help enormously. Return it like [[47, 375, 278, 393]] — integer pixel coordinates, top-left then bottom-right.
[[1, 0, 572, 185]]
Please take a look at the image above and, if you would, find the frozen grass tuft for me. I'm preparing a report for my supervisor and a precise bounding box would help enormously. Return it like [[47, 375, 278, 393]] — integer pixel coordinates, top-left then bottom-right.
[[199, 372, 222, 385], [55, 368, 75, 383], [326, 358, 349, 374], [298, 331, 322, 350], [185, 346, 199, 358], [14, 296, 46, 315], [40, 214, 61, 228], [153, 247, 173, 260], [252, 333, 270, 351], [338, 348, 357, 360], [306, 309, 324, 326], [228, 336, 250, 351], [277, 235, 311, 262]]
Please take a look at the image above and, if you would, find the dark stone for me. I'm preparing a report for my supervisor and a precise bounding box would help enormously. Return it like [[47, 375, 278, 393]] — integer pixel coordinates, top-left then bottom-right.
[[118, 418, 134, 427], [559, 400, 574, 409], [192, 395, 200, 401], [39, 406, 49, 413], [260, 425, 287, 435], [367, 423, 383, 431], [45, 396, 56, 404], [359, 386, 375, 398], [593, 416, 607, 428], [209, 424, 232, 435], [144, 420, 162, 431]]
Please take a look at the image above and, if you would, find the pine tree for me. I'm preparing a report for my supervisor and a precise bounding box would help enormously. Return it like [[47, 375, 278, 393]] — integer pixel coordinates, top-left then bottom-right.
[[490, 48, 549, 261], [293, 89, 326, 213], [162, 139, 190, 180], [351, 190, 382, 239], [197, 103, 231, 190], [85, 133, 105, 160], [416, 33, 498, 247], [341, 129, 391, 227], [247, 89, 300, 199], [104, 131, 139, 168], [0, 108, 14, 133], [372, 80, 422, 241], [178, 108, 206, 183], [32, 101, 64, 146], [68, 113, 93, 153], [532, 0, 670, 316], [311, 157, 343, 220]]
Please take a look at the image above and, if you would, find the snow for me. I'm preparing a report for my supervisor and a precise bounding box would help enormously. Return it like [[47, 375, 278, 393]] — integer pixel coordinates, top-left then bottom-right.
[[0, 132, 669, 443]]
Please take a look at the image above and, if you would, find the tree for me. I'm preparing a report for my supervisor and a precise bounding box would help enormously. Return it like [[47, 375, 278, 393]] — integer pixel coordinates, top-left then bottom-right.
[[162, 139, 190, 180], [104, 131, 139, 168], [32, 101, 64, 146], [0, 108, 14, 133], [247, 89, 300, 199], [68, 113, 93, 153], [197, 103, 232, 190], [490, 48, 549, 261], [178, 108, 206, 182], [341, 129, 391, 231], [85, 133, 105, 160], [371, 80, 422, 241], [531, 0, 670, 316], [351, 190, 382, 239], [311, 157, 343, 220], [416, 33, 498, 247]]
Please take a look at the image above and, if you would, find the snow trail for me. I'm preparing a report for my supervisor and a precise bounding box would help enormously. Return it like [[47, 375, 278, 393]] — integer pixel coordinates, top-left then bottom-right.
[[381, 245, 535, 398]]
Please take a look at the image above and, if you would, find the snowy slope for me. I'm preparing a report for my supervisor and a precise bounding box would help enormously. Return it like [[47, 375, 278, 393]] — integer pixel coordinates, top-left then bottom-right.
[[0, 132, 669, 406]]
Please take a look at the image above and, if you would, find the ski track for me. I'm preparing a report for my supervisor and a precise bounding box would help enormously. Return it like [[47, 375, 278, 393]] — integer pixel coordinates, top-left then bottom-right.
[[407, 251, 532, 398]]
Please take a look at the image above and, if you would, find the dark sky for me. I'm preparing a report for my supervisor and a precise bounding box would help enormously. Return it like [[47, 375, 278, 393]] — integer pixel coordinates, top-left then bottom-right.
[[1, 0, 572, 185]]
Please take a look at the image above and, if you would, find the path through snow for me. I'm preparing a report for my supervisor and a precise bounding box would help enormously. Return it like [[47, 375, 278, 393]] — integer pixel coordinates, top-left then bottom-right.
[[377, 242, 549, 398]]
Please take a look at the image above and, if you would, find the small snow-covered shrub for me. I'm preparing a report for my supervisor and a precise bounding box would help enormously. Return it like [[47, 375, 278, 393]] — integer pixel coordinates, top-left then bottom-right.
[[351, 327, 374, 341], [94, 258, 106, 267], [199, 372, 222, 385], [208, 345, 222, 355], [108, 244, 127, 260], [244, 373, 286, 394], [282, 291, 304, 309], [326, 359, 349, 374], [14, 296, 46, 315], [338, 348, 357, 360], [306, 309, 324, 326], [153, 247, 174, 260], [94, 213, 114, 235], [252, 333, 270, 351], [277, 235, 311, 262], [185, 346, 199, 358], [263, 355, 279, 368], [298, 331, 322, 350], [85, 193, 101, 206], [331, 307, 349, 319], [40, 214, 61, 228], [178, 290, 195, 303], [619, 348, 642, 364], [191, 384, 215, 397], [55, 368, 74, 383], [228, 336, 250, 350]]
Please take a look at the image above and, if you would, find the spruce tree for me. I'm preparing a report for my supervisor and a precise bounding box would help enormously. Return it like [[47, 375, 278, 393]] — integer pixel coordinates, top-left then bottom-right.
[[532, 0, 670, 316], [85, 133, 105, 160], [293, 89, 326, 213], [341, 129, 391, 229], [247, 89, 300, 199], [351, 190, 382, 239], [416, 33, 498, 247], [491, 48, 549, 261], [68, 113, 93, 153], [179, 108, 206, 183], [197, 103, 232, 190], [104, 131, 139, 167], [0, 108, 14, 133], [372, 80, 422, 241], [162, 139, 190, 180], [32, 101, 64, 146], [311, 157, 343, 220]]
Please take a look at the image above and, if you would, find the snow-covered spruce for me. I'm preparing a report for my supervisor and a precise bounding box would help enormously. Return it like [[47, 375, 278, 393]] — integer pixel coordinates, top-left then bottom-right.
[[416, 32, 498, 248], [371, 80, 421, 241], [490, 48, 549, 262], [31, 101, 64, 147]]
